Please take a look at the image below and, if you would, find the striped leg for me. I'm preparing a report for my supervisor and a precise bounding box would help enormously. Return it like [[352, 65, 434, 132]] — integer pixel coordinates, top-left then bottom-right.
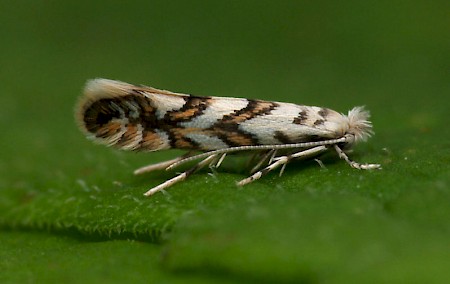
[[237, 146, 328, 186], [333, 145, 381, 170], [249, 149, 277, 174], [143, 154, 218, 196], [134, 152, 193, 175]]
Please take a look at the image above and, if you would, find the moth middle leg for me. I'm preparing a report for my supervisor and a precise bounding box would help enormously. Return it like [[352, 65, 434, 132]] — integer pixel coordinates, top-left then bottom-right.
[[237, 146, 328, 186]]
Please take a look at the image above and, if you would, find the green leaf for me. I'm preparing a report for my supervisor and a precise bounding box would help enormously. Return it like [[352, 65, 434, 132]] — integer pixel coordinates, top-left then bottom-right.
[[1, 0, 449, 282]]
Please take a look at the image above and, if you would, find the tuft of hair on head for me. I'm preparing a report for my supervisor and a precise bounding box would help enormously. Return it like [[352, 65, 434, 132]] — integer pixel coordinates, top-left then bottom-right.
[[345, 106, 374, 143]]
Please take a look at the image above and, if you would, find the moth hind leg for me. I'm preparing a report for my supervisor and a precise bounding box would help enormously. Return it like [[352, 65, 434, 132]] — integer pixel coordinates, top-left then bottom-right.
[[249, 149, 277, 174], [237, 146, 328, 186], [134, 151, 194, 175], [143, 154, 218, 196], [210, 153, 228, 169]]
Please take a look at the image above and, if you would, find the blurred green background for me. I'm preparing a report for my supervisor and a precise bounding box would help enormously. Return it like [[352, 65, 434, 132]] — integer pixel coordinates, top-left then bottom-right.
[[1, 0, 449, 283]]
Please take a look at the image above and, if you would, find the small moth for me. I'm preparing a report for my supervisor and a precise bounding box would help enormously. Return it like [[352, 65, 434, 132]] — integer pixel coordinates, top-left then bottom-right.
[[76, 79, 380, 196]]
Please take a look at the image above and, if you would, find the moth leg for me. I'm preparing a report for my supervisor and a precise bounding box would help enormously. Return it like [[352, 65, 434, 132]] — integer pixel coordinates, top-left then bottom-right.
[[213, 153, 228, 169], [250, 149, 277, 174], [334, 145, 381, 170], [207, 153, 227, 178], [237, 146, 328, 186], [279, 163, 288, 177], [143, 154, 218, 196], [134, 152, 193, 175], [314, 158, 327, 169], [247, 150, 269, 169], [268, 149, 278, 165]]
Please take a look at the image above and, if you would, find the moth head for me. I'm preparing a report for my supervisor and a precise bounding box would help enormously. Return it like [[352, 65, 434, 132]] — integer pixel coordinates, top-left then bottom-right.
[[344, 106, 374, 145]]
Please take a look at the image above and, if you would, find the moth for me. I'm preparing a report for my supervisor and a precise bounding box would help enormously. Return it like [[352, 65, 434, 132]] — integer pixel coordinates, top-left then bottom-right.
[[76, 79, 381, 196]]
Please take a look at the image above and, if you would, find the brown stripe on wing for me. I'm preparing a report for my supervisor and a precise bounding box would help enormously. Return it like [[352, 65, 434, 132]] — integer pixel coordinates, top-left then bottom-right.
[[209, 99, 279, 146], [124, 95, 209, 150], [220, 99, 278, 123], [116, 124, 139, 146], [206, 127, 255, 148], [82, 94, 154, 131], [164, 96, 212, 123], [167, 127, 201, 150], [318, 108, 329, 118], [82, 98, 122, 134], [274, 131, 293, 144], [95, 121, 122, 139], [275, 130, 324, 144], [133, 95, 159, 129], [139, 130, 168, 150], [313, 119, 325, 126], [122, 93, 169, 151], [293, 110, 308, 125], [80, 89, 172, 151]]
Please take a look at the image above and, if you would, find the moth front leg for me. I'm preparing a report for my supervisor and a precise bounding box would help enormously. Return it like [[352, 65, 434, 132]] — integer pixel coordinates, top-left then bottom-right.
[[333, 145, 381, 170]]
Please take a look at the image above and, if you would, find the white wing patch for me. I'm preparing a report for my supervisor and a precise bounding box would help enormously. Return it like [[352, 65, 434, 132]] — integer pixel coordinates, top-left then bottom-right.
[[146, 92, 187, 120], [180, 98, 249, 128]]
